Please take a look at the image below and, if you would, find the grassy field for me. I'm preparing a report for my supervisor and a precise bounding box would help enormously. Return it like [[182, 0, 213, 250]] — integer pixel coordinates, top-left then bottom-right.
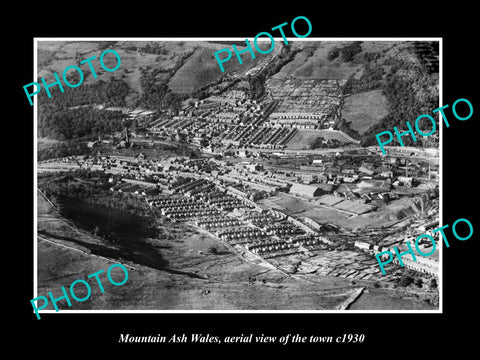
[[37, 40, 267, 98], [349, 288, 437, 310], [37, 44, 162, 94], [341, 89, 390, 135], [258, 192, 351, 224], [168, 48, 223, 94], [168, 44, 269, 94]]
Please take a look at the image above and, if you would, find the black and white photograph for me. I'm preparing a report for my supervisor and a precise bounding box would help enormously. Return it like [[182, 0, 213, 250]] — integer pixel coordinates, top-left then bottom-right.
[[15, 6, 478, 354], [34, 38, 441, 314]]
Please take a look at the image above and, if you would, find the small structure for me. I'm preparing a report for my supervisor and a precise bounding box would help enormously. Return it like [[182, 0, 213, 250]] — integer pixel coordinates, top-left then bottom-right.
[[290, 183, 323, 198], [397, 176, 413, 187]]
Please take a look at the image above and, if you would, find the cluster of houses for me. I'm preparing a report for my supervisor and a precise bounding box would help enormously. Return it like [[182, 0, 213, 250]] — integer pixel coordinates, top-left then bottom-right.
[[39, 131, 439, 286], [147, 86, 275, 150], [47, 150, 438, 226], [244, 211, 285, 227], [353, 217, 440, 278], [221, 124, 298, 149], [38, 154, 439, 287], [194, 216, 244, 231], [138, 180, 332, 260], [244, 233, 339, 260], [37, 51, 441, 294], [246, 234, 329, 257], [263, 223, 302, 236], [200, 192, 246, 211], [217, 227, 268, 245], [254, 151, 439, 209], [246, 240, 301, 257], [40, 151, 437, 222], [137, 78, 349, 152], [148, 195, 220, 220]]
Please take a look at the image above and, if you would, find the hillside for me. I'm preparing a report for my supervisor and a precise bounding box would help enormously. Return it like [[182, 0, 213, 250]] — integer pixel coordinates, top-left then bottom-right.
[[37, 40, 267, 99], [366, 196, 434, 222], [269, 40, 439, 146], [342, 89, 390, 135], [273, 41, 361, 80], [36, 40, 439, 148], [168, 46, 268, 94]]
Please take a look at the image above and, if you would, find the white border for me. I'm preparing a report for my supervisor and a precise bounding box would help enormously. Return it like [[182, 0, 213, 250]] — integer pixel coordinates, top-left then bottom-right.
[[33, 37, 443, 316]]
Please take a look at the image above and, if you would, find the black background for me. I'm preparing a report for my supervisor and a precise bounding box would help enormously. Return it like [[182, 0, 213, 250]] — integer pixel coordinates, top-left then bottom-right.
[[13, 3, 478, 355]]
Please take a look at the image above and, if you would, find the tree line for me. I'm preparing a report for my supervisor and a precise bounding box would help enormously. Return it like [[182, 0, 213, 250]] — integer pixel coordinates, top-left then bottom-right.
[[38, 105, 124, 140], [327, 42, 363, 62], [38, 77, 130, 108], [333, 50, 439, 148], [360, 58, 439, 147], [39, 171, 160, 242], [38, 140, 92, 161]]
